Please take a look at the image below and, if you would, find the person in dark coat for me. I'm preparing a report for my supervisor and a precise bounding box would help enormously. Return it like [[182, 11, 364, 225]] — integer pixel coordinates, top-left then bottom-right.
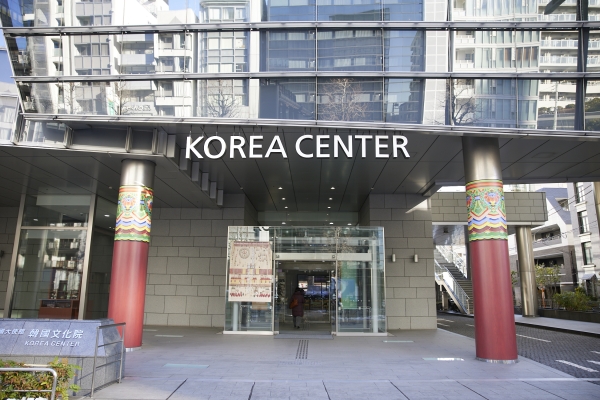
[[290, 288, 305, 329]]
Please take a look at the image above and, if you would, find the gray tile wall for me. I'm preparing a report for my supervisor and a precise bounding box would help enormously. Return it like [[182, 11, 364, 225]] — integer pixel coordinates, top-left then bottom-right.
[[430, 192, 547, 223], [144, 194, 255, 327], [0, 207, 18, 311], [361, 194, 437, 330]]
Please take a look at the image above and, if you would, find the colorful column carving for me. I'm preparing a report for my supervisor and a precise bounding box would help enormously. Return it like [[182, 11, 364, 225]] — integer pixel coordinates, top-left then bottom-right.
[[108, 160, 155, 349], [463, 137, 518, 363]]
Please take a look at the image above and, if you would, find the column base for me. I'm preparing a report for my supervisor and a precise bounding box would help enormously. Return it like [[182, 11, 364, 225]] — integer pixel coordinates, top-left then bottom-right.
[[476, 357, 519, 364], [126, 346, 142, 352]]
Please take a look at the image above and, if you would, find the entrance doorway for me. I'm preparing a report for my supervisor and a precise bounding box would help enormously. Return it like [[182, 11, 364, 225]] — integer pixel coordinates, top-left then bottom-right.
[[224, 226, 387, 336], [277, 263, 334, 335]]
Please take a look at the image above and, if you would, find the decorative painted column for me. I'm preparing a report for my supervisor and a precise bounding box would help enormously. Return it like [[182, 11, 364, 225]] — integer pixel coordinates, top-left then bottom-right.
[[463, 137, 518, 363], [108, 159, 155, 348], [516, 226, 538, 317]]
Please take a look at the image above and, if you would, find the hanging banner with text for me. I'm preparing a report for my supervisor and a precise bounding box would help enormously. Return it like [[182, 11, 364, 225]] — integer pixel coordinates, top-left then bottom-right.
[[228, 241, 273, 302]]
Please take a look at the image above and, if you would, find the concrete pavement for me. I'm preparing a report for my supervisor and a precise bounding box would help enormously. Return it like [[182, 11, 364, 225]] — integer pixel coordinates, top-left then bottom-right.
[[83, 326, 600, 400]]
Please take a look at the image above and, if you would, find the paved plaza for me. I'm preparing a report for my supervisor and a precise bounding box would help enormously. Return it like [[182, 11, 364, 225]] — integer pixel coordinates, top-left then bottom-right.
[[85, 322, 600, 400]]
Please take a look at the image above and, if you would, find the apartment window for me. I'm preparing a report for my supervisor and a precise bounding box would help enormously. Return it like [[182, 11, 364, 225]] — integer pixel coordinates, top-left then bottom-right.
[[160, 82, 174, 97], [578, 210, 590, 234], [557, 198, 569, 211], [582, 242, 593, 265], [159, 35, 174, 50], [575, 182, 586, 203]]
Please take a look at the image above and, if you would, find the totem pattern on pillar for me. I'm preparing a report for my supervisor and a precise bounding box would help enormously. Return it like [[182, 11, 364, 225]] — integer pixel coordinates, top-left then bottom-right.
[[115, 185, 153, 242], [466, 179, 507, 241]]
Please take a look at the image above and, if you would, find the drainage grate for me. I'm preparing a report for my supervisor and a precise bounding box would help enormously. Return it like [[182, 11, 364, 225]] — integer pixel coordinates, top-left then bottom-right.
[[296, 339, 308, 359]]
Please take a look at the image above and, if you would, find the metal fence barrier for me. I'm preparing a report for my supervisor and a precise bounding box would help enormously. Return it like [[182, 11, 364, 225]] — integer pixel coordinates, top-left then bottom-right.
[[90, 322, 125, 399], [0, 367, 58, 400]]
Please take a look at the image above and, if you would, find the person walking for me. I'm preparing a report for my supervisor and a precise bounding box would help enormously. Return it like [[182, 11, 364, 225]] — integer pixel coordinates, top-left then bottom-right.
[[289, 288, 305, 329]]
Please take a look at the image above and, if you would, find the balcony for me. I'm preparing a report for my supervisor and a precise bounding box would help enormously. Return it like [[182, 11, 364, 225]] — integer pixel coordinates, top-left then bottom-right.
[[452, 8, 466, 18], [539, 55, 577, 64], [537, 13, 576, 21], [120, 54, 154, 66], [455, 35, 475, 45], [454, 60, 475, 69], [533, 236, 563, 248], [540, 39, 578, 48], [116, 34, 154, 43], [538, 0, 576, 4]]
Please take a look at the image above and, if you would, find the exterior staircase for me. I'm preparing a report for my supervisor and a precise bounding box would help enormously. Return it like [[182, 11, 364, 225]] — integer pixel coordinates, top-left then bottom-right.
[[434, 248, 474, 314]]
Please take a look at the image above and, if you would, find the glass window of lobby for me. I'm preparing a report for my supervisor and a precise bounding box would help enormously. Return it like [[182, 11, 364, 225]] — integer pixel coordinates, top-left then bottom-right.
[[0, 0, 598, 135]]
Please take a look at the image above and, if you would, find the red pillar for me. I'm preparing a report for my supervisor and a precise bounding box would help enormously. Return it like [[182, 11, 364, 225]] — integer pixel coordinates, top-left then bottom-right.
[[108, 160, 155, 348], [463, 137, 518, 363]]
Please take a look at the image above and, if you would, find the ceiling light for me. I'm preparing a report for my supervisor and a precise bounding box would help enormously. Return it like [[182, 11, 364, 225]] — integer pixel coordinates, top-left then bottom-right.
[[347, 223, 352, 226], [329, 198, 333, 200], [329, 222, 334, 225], [104, 214, 110, 217], [282, 197, 286, 200], [327, 206, 331, 209], [278, 187, 283, 189], [331, 187, 335, 190], [282, 222, 286, 225], [285, 206, 288, 209], [33, 219, 38, 221]]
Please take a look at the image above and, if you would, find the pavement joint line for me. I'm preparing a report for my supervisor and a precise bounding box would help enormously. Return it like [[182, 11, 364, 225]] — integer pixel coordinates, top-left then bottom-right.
[[556, 360, 599, 372], [516, 334, 551, 342], [437, 323, 450, 327], [388, 381, 410, 399], [466, 324, 475, 327], [165, 378, 187, 400], [456, 380, 489, 400], [322, 381, 332, 400], [247, 382, 255, 400], [436, 318, 454, 323], [522, 380, 569, 400]]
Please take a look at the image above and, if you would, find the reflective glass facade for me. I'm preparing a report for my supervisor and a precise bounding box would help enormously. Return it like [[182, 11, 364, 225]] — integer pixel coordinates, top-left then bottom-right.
[[2, 0, 600, 134]]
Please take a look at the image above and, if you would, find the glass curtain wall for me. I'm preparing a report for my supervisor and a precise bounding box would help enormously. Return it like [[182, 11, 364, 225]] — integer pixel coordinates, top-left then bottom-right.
[[5, 0, 600, 133], [9, 194, 92, 319], [7, 194, 116, 320], [224, 226, 386, 334]]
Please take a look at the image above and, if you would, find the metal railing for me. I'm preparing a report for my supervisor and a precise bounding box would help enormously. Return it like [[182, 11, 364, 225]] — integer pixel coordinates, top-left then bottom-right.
[[90, 322, 125, 399], [434, 261, 472, 314], [436, 245, 468, 278], [0, 367, 58, 400]]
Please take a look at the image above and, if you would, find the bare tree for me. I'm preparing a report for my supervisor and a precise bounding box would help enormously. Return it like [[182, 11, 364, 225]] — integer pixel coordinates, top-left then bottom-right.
[[107, 81, 133, 116], [62, 82, 82, 114], [204, 80, 239, 118], [446, 79, 480, 126], [318, 78, 369, 122]]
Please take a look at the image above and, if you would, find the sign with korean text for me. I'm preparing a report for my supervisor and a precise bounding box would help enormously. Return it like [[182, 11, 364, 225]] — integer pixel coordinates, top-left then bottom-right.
[[0, 319, 108, 357], [228, 241, 273, 302]]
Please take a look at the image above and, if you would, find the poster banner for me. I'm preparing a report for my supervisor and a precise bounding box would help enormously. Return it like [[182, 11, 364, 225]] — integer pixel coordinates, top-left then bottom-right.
[[228, 241, 273, 302]]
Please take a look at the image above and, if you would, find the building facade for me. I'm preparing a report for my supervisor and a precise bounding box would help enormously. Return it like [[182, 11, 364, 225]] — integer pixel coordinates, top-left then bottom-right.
[[567, 182, 600, 297], [2, 0, 600, 362]]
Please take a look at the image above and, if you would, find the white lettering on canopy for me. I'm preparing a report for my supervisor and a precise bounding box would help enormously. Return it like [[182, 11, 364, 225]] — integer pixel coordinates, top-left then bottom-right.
[[185, 135, 410, 159]]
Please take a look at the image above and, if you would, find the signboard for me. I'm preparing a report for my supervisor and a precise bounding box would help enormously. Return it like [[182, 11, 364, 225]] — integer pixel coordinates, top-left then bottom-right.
[[186, 134, 410, 159], [0, 319, 114, 357], [228, 241, 273, 302]]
